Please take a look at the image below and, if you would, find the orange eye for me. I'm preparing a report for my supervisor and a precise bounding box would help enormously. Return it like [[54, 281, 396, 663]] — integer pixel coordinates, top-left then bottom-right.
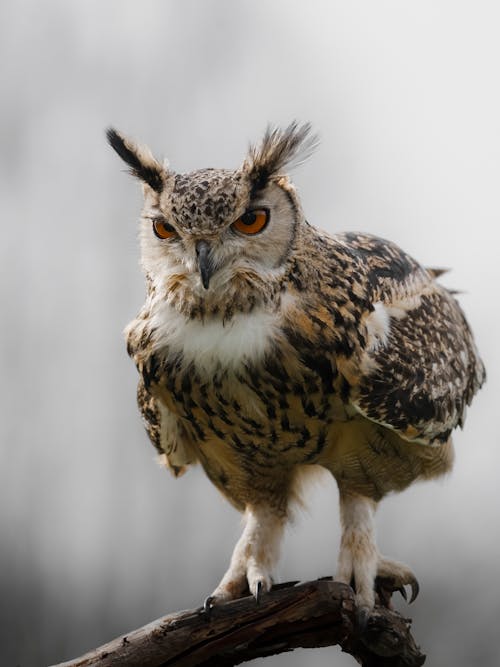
[[232, 208, 269, 235], [152, 218, 177, 239]]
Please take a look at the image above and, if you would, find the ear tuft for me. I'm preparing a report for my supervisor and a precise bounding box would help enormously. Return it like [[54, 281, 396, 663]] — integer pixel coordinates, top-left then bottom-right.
[[244, 122, 318, 191], [106, 127, 165, 193]]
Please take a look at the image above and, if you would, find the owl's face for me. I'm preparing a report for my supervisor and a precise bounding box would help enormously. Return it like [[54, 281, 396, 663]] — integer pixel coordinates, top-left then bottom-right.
[[108, 124, 316, 312], [141, 168, 302, 296]]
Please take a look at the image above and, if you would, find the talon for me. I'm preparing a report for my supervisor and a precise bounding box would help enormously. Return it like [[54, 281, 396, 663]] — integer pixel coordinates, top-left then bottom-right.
[[397, 586, 407, 601], [203, 595, 215, 616], [357, 607, 370, 633], [409, 579, 420, 604], [255, 580, 263, 604]]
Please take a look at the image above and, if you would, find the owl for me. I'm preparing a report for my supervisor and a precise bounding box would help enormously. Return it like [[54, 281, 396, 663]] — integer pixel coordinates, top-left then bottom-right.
[[107, 123, 485, 625]]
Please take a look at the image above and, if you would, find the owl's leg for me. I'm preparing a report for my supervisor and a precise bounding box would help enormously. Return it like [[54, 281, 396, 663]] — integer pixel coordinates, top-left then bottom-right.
[[335, 491, 378, 624], [335, 491, 419, 623], [207, 504, 285, 608]]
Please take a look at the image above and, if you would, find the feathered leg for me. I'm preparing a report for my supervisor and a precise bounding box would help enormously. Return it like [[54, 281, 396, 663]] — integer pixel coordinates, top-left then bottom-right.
[[335, 491, 419, 624], [206, 504, 285, 609], [336, 491, 379, 623]]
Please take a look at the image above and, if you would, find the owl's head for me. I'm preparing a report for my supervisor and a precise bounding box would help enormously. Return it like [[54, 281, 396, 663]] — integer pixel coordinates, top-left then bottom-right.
[[107, 124, 316, 314]]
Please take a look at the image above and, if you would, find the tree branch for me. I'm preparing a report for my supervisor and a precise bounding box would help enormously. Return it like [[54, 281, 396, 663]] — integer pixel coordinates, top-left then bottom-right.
[[51, 579, 425, 667]]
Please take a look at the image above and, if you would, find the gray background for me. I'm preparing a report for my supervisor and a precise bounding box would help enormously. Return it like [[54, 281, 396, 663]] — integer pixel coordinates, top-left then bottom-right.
[[1, 1, 499, 665]]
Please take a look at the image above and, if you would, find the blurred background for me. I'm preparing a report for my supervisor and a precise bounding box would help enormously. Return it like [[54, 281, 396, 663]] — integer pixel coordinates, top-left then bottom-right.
[[1, 1, 498, 665]]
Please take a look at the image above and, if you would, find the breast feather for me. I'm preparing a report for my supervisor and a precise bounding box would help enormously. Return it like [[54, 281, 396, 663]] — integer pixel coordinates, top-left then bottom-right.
[[149, 303, 282, 375]]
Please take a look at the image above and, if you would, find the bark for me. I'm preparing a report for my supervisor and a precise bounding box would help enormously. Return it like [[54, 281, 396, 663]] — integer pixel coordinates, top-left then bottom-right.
[[51, 578, 425, 667]]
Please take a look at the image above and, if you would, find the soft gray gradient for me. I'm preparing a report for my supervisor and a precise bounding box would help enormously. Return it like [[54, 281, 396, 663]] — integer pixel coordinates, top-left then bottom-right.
[[1, 1, 498, 665]]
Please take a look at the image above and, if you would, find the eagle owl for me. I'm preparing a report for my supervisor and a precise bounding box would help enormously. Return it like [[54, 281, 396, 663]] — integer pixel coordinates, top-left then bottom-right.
[[107, 124, 485, 623]]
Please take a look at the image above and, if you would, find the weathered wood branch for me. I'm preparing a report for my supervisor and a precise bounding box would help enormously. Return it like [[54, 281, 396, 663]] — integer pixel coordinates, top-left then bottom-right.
[[51, 579, 425, 667]]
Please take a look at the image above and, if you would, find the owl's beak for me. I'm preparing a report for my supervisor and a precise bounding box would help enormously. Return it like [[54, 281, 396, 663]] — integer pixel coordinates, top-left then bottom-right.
[[195, 240, 213, 290]]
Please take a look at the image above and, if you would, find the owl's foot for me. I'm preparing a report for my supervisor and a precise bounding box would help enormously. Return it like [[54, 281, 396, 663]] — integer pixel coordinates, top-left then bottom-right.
[[203, 504, 284, 615], [335, 492, 419, 629], [206, 567, 274, 607], [336, 553, 419, 629], [203, 575, 271, 616], [335, 493, 379, 626], [375, 556, 419, 608]]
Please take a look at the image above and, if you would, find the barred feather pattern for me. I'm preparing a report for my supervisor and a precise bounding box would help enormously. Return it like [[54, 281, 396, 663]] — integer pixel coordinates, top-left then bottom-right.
[[110, 123, 485, 614]]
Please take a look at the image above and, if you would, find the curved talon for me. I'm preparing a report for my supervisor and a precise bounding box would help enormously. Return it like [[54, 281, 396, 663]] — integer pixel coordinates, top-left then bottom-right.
[[203, 595, 215, 616], [409, 579, 420, 604], [255, 580, 263, 605], [397, 585, 407, 601], [357, 607, 370, 633]]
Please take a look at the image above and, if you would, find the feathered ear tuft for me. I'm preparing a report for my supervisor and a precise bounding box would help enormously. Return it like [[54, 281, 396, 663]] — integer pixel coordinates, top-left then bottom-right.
[[244, 122, 318, 191], [106, 127, 165, 193]]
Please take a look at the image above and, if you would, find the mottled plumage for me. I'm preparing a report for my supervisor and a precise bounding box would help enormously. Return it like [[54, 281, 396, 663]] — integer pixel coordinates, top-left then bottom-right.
[[108, 124, 485, 620]]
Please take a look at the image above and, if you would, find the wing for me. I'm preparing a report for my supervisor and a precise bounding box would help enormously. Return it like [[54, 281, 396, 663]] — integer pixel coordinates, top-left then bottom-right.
[[126, 296, 198, 477], [336, 236, 485, 444], [137, 377, 198, 476]]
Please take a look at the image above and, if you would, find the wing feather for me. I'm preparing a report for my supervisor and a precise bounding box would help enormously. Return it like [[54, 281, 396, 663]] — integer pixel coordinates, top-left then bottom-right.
[[137, 378, 198, 476], [337, 242, 485, 444]]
